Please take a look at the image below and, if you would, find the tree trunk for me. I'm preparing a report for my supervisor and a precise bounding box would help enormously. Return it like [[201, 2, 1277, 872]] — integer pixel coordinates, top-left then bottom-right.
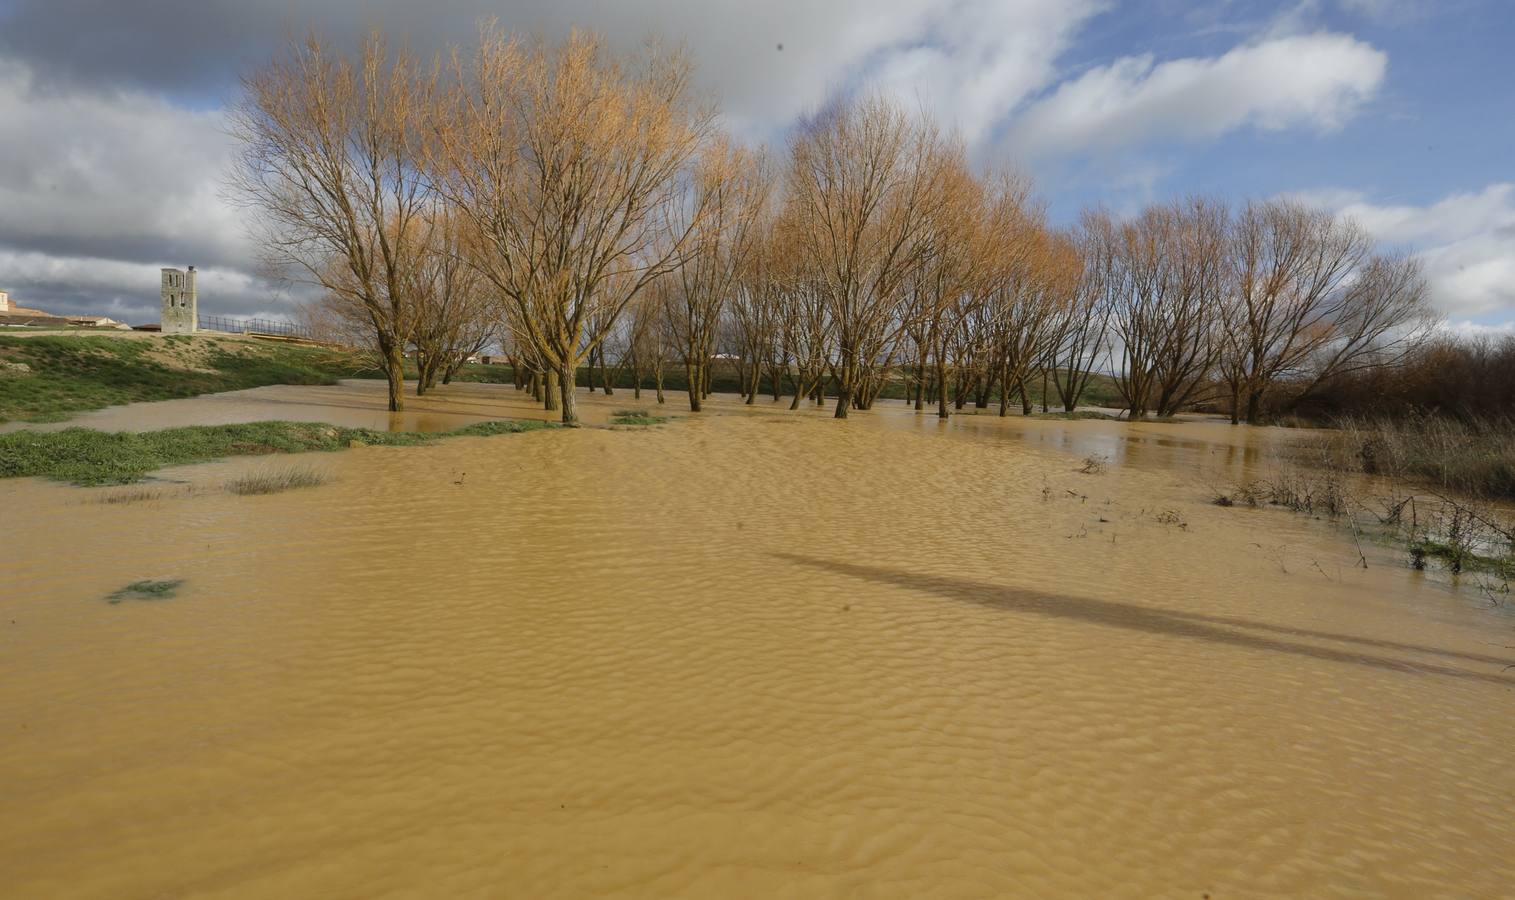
[[1245, 390, 1263, 425], [745, 361, 762, 406], [558, 361, 579, 426], [936, 357, 949, 419], [686, 362, 702, 412], [545, 367, 560, 412], [383, 342, 405, 412]]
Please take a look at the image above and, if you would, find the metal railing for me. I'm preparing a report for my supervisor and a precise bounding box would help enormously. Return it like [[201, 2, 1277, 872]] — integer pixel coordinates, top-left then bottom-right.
[[198, 315, 314, 339]]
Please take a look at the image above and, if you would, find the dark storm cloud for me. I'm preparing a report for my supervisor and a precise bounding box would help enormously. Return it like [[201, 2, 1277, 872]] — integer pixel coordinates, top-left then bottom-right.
[[0, 1, 521, 98], [0, 0, 811, 107]]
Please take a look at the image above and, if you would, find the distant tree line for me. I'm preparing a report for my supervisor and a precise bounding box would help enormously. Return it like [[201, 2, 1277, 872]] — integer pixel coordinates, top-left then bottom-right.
[[232, 27, 1438, 425], [1280, 334, 1515, 422]]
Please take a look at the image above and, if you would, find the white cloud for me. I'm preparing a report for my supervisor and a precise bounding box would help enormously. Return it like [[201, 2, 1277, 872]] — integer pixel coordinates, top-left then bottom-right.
[[0, 1, 1113, 320], [0, 0, 1108, 151], [1006, 32, 1387, 158], [1441, 320, 1515, 339], [861, 0, 1106, 148], [0, 59, 247, 266], [1289, 184, 1515, 319], [0, 59, 286, 320]]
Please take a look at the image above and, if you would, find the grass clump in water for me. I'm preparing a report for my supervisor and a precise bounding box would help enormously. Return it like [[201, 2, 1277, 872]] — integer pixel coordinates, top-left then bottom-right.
[[448, 419, 557, 437], [610, 408, 669, 426], [0, 418, 557, 486], [1077, 454, 1107, 474], [227, 466, 326, 495], [1028, 410, 1117, 421], [106, 578, 183, 604], [91, 485, 179, 505]]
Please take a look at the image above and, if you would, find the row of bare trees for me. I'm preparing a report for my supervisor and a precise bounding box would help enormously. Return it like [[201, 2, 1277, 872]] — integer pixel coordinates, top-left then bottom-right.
[[234, 28, 1435, 425]]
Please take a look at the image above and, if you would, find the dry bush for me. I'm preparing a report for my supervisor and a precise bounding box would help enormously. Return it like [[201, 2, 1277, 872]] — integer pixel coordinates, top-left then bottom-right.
[[1077, 454, 1107, 475], [1319, 415, 1515, 501], [227, 466, 327, 496]]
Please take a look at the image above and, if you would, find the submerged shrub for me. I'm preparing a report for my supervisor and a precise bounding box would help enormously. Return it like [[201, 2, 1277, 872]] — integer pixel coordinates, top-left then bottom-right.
[[227, 466, 326, 495], [611, 409, 669, 426], [91, 486, 178, 505], [1324, 415, 1515, 501], [106, 579, 183, 604]]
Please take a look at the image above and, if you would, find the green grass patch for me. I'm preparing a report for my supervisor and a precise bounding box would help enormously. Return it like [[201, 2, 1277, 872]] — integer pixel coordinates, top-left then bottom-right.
[[610, 408, 669, 426], [1408, 540, 1515, 578], [106, 579, 183, 604], [0, 418, 557, 486], [0, 335, 377, 423]]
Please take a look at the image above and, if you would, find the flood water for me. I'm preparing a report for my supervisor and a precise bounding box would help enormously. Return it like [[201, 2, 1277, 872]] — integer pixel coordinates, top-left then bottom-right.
[[3, 384, 1513, 897]]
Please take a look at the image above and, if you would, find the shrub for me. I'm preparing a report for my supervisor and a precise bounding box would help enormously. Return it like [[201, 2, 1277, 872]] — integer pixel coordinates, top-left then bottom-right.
[[227, 466, 326, 495]]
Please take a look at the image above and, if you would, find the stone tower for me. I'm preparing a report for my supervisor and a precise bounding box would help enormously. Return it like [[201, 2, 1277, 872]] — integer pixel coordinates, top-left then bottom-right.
[[160, 266, 198, 334], [0, 290, 10, 313]]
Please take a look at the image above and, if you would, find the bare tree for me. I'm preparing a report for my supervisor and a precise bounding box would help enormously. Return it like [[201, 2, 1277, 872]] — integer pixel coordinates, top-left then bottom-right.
[[411, 207, 498, 393], [1108, 199, 1227, 418], [762, 211, 834, 409], [435, 27, 714, 425], [729, 214, 789, 405], [978, 183, 1065, 417], [1220, 200, 1433, 423], [1047, 215, 1113, 412], [230, 32, 435, 412], [786, 95, 947, 418], [902, 152, 982, 418], [663, 139, 768, 411]]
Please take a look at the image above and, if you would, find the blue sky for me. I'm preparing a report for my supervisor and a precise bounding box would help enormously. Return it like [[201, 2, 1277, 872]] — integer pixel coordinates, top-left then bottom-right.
[[1055, 2, 1511, 203], [1052, 1, 1513, 207], [0, 0, 1511, 328]]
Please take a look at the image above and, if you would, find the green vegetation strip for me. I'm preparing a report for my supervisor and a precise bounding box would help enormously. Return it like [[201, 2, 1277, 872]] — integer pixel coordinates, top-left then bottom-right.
[[0, 419, 556, 486]]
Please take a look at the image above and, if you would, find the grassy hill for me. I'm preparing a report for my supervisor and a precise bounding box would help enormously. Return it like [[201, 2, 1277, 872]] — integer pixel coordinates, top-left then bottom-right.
[[0, 334, 375, 424]]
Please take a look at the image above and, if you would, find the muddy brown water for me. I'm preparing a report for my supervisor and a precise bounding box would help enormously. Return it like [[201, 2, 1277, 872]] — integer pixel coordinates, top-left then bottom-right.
[[3, 384, 1513, 897]]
